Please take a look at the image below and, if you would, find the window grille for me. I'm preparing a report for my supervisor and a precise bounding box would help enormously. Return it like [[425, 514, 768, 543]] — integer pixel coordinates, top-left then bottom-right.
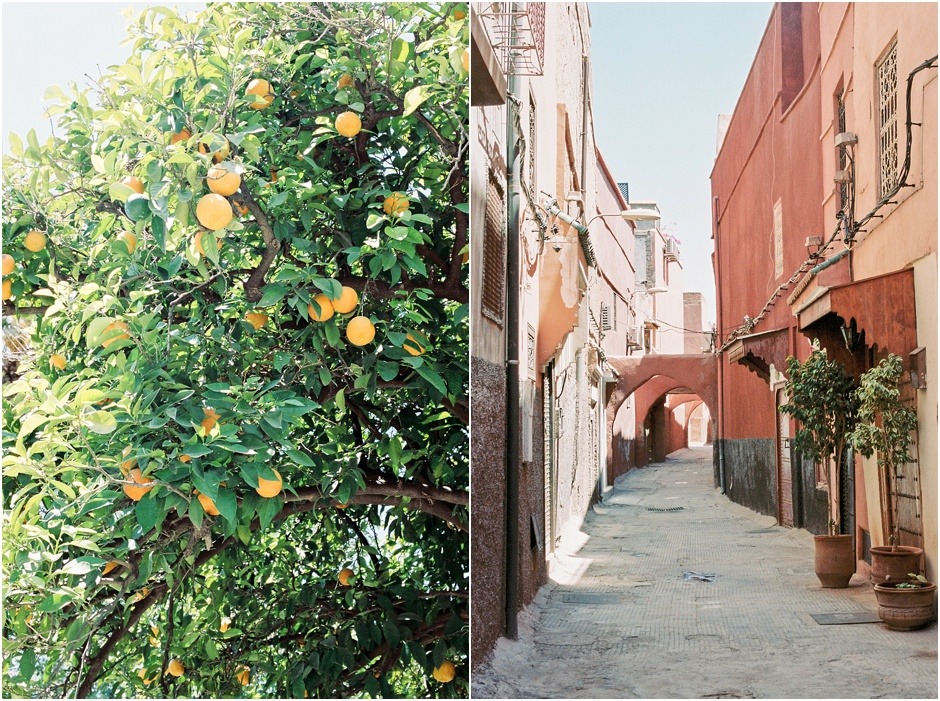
[[600, 303, 612, 331], [836, 92, 848, 211], [877, 41, 898, 199], [528, 91, 537, 196], [482, 172, 506, 326]]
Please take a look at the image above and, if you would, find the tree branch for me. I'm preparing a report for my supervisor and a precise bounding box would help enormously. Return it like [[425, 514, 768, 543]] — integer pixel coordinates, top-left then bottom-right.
[[238, 185, 281, 302]]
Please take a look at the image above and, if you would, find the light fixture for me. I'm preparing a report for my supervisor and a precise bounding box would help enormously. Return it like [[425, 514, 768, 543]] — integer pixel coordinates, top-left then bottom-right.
[[805, 236, 823, 256], [840, 322, 859, 352], [621, 208, 660, 222]]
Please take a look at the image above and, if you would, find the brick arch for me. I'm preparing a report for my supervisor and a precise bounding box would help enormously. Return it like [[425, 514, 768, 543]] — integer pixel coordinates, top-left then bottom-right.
[[605, 355, 718, 481]]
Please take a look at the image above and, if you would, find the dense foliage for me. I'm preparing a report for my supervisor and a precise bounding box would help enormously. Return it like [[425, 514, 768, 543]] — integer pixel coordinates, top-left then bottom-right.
[[781, 345, 858, 533], [2, 3, 468, 697], [851, 354, 919, 546]]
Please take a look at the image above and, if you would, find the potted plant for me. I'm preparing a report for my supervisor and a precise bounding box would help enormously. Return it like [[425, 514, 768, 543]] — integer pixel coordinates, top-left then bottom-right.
[[873, 574, 936, 631], [781, 345, 859, 588], [851, 354, 923, 585]]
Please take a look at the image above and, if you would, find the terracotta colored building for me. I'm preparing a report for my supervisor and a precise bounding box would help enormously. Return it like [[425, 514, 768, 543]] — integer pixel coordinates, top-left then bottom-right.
[[713, 2, 936, 579]]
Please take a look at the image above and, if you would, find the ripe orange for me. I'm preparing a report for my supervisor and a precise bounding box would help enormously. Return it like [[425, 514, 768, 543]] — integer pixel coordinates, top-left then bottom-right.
[[337, 74, 354, 89], [432, 660, 456, 683], [332, 286, 358, 314], [201, 407, 220, 434], [2, 254, 13, 276], [196, 194, 233, 231], [24, 230, 46, 252], [102, 320, 130, 348], [338, 567, 354, 586], [220, 615, 232, 632], [235, 666, 251, 686], [196, 491, 221, 516], [2, 279, 11, 301], [256, 470, 282, 498], [246, 78, 274, 109], [335, 111, 362, 138], [383, 192, 410, 216], [167, 659, 184, 677], [461, 49, 469, 72], [194, 231, 222, 256], [346, 316, 375, 346], [403, 332, 426, 356], [453, 9, 466, 20], [245, 311, 268, 330], [122, 176, 144, 194], [180, 454, 192, 463], [198, 137, 230, 162], [170, 128, 191, 145], [207, 162, 241, 196], [117, 230, 137, 254], [307, 294, 335, 322], [123, 468, 155, 501]]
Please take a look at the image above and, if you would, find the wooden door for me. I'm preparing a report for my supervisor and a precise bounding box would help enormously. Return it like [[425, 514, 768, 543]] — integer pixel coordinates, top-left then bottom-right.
[[776, 390, 794, 527]]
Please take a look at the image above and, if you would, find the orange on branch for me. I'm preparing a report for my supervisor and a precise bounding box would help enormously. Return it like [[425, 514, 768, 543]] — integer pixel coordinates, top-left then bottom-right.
[[117, 230, 137, 254], [170, 128, 191, 145], [346, 315, 375, 346], [2, 254, 14, 276], [195, 193, 233, 231], [332, 286, 358, 314], [338, 567, 354, 586], [123, 468, 154, 501], [2, 279, 11, 301], [198, 136, 230, 162], [335, 111, 362, 138], [337, 74, 354, 89], [194, 231, 222, 256], [101, 320, 130, 348], [245, 311, 269, 330], [383, 191, 410, 216], [235, 666, 251, 685], [432, 660, 456, 683], [120, 445, 137, 475], [206, 162, 241, 196], [307, 294, 334, 322], [121, 176, 144, 194], [166, 659, 184, 677], [461, 49, 469, 72], [24, 230, 46, 252], [256, 470, 282, 498], [246, 78, 274, 109], [403, 332, 427, 356], [196, 491, 220, 516]]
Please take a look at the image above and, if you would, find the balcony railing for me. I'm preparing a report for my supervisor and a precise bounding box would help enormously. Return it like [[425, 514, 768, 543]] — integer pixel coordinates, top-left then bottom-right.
[[476, 2, 545, 76]]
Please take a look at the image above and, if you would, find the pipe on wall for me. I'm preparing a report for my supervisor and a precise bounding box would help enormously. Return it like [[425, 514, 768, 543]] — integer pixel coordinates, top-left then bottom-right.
[[503, 17, 522, 641], [713, 195, 726, 493]]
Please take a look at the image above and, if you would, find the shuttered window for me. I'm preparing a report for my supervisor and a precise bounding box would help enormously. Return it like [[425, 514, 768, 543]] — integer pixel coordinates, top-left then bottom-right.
[[482, 172, 505, 325]]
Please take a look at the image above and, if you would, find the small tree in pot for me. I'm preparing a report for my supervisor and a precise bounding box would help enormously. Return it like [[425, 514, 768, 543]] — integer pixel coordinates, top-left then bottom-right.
[[781, 344, 859, 588], [851, 353, 923, 585]]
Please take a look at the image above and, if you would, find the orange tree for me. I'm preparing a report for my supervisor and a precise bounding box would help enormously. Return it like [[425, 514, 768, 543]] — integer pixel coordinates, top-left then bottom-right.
[[1, 3, 468, 698]]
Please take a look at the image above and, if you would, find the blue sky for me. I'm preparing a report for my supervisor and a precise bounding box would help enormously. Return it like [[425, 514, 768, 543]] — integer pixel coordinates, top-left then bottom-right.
[[2, 2, 205, 148], [590, 2, 773, 325], [2, 1, 771, 326]]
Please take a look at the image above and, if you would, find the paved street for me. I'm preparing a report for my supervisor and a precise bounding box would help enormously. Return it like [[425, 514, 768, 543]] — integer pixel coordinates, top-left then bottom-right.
[[471, 447, 938, 699]]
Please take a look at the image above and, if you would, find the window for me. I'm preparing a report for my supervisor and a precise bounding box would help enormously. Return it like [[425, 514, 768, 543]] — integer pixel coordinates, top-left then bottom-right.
[[482, 171, 506, 325], [527, 91, 537, 194], [877, 41, 898, 199], [836, 90, 848, 212]]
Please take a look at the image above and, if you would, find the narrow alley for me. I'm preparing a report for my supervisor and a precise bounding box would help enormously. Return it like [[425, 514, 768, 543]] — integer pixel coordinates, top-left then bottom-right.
[[471, 448, 937, 699]]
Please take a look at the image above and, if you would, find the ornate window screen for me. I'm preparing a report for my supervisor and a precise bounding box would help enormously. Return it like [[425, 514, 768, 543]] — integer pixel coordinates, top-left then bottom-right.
[[877, 41, 898, 199], [476, 2, 545, 76], [482, 171, 506, 325]]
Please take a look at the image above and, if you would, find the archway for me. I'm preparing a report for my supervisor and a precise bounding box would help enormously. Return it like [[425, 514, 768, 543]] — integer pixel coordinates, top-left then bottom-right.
[[605, 354, 718, 484]]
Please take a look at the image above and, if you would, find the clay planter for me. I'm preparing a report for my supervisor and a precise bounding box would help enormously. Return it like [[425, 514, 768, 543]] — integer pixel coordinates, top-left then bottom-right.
[[814, 534, 855, 588], [869, 545, 923, 585], [873, 581, 937, 631]]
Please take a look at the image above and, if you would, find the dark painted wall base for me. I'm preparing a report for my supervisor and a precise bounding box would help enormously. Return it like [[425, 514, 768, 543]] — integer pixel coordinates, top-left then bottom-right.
[[714, 438, 777, 517]]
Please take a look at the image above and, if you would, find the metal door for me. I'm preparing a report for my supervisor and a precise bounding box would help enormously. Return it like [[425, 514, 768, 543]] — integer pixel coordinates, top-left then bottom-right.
[[542, 364, 557, 555]]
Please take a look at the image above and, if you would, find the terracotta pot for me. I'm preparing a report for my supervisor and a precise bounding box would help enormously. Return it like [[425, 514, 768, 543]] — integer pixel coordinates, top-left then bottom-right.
[[870, 545, 923, 585], [873, 581, 937, 631], [814, 534, 855, 588]]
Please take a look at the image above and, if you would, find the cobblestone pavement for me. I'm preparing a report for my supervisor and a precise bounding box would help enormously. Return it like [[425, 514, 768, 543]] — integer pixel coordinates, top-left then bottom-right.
[[471, 447, 938, 699]]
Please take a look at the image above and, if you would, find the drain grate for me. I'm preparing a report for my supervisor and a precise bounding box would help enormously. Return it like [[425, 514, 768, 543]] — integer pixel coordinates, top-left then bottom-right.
[[810, 612, 881, 625], [561, 593, 624, 605], [647, 506, 684, 512]]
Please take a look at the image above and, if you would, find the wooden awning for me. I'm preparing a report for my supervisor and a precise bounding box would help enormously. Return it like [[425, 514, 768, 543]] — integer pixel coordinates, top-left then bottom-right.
[[797, 268, 916, 356], [727, 327, 789, 381]]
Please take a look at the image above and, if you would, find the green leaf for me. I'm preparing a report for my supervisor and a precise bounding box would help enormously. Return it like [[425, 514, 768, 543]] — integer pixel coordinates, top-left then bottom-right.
[[402, 85, 433, 117], [287, 448, 316, 467], [258, 283, 289, 307], [82, 410, 117, 435], [136, 496, 159, 532], [19, 649, 35, 682]]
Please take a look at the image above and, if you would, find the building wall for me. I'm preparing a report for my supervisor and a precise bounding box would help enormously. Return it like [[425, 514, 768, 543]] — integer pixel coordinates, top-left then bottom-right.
[[711, 2, 828, 528], [684, 293, 705, 354]]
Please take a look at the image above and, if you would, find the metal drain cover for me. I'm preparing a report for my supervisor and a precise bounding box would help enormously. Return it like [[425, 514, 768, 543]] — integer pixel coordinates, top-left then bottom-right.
[[647, 506, 685, 512], [810, 612, 881, 625]]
